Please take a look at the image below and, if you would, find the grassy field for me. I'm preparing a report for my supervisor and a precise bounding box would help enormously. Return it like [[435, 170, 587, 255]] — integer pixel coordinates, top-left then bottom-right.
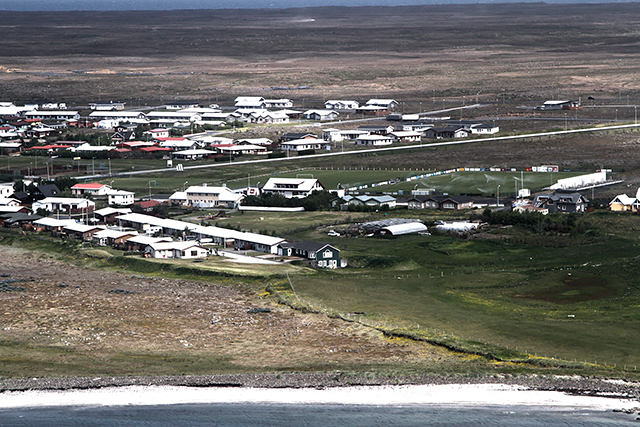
[[369, 171, 586, 196], [282, 227, 640, 369]]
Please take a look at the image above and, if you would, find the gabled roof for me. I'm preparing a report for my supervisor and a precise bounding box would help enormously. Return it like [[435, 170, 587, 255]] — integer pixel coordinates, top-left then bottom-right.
[[71, 183, 107, 190], [610, 194, 637, 206], [94, 207, 132, 217], [263, 178, 324, 192], [33, 184, 61, 197]]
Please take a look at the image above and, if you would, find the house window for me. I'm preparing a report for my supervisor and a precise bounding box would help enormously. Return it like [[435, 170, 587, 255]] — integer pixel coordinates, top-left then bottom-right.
[[191, 250, 198, 256]]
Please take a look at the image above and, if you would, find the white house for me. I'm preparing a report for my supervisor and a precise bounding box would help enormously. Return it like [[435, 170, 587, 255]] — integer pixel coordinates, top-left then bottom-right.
[[185, 185, 244, 208], [263, 99, 293, 108], [108, 190, 135, 206], [262, 178, 325, 199], [470, 123, 499, 134], [324, 100, 359, 110], [355, 134, 393, 146], [144, 128, 171, 139], [88, 111, 146, 122], [32, 197, 95, 213], [365, 99, 398, 109], [145, 241, 209, 259], [235, 97, 267, 109], [389, 131, 422, 143], [303, 110, 339, 121], [71, 183, 112, 196], [280, 138, 331, 151]]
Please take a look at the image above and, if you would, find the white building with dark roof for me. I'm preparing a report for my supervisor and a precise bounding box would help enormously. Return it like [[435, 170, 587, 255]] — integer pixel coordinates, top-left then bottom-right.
[[262, 178, 324, 199]]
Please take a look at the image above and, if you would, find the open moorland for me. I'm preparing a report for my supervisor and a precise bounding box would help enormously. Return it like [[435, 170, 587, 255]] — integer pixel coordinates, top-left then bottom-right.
[[2, 3, 640, 107], [4, 3, 640, 382]]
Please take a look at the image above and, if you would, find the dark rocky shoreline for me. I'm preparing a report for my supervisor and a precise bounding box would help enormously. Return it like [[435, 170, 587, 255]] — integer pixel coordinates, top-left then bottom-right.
[[1, 373, 640, 404]]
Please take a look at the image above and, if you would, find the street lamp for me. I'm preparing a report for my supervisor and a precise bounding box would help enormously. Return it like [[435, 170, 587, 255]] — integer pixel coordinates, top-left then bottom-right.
[[496, 184, 501, 207], [183, 181, 189, 192], [564, 112, 567, 132]]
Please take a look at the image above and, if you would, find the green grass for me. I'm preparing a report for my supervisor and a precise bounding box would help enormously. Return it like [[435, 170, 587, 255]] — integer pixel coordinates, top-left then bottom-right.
[[368, 171, 586, 196], [277, 217, 640, 369]]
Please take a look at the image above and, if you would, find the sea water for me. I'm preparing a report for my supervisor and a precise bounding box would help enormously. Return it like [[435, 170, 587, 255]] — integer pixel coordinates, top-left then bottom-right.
[[0, 404, 637, 426]]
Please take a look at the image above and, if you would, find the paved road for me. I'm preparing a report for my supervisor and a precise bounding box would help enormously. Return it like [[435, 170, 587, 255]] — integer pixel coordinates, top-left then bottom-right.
[[76, 122, 640, 180]]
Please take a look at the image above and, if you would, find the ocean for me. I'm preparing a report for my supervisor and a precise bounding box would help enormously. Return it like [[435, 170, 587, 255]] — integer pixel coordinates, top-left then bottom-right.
[[0, 404, 637, 426]]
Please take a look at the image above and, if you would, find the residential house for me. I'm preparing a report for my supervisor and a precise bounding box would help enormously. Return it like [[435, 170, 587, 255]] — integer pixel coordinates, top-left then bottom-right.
[[355, 135, 393, 146], [539, 100, 582, 110], [324, 100, 359, 110], [92, 229, 139, 247], [185, 185, 244, 208], [262, 178, 325, 199], [124, 235, 173, 252], [278, 241, 344, 268], [145, 241, 209, 259], [407, 195, 473, 210], [610, 191, 640, 212], [63, 223, 104, 241], [263, 99, 293, 108], [343, 195, 397, 209], [280, 132, 317, 142], [234, 138, 273, 146], [32, 197, 95, 214], [31, 184, 62, 201], [398, 121, 434, 132], [389, 131, 422, 143], [357, 125, 394, 135], [235, 97, 267, 109], [71, 183, 112, 196], [303, 110, 339, 121], [470, 123, 499, 135], [280, 138, 331, 152], [365, 99, 399, 110], [158, 138, 200, 151], [108, 190, 135, 206], [171, 149, 216, 161], [424, 126, 470, 139], [144, 128, 171, 139], [233, 232, 287, 254], [533, 190, 589, 213], [93, 207, 132, 224], [0, 212, 42, 229]]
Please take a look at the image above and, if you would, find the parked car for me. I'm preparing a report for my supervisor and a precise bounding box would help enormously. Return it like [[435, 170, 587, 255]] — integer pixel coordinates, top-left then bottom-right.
[[327, 230, 340, 237]]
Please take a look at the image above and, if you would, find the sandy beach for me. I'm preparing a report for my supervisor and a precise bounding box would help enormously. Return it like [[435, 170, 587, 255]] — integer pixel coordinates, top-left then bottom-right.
[[0, 383, 638, 412]]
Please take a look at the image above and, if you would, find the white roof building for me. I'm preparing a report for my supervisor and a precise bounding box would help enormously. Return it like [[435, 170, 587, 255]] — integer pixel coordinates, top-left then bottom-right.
[[262, 178, 325, 199], [324, 100, 359, 110], [235, 97, 267, 109]]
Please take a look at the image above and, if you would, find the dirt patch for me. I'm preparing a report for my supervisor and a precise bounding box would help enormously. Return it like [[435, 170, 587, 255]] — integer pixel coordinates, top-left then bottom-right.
[[0, 247, 451, 375], [519, 273, 617, 304]]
